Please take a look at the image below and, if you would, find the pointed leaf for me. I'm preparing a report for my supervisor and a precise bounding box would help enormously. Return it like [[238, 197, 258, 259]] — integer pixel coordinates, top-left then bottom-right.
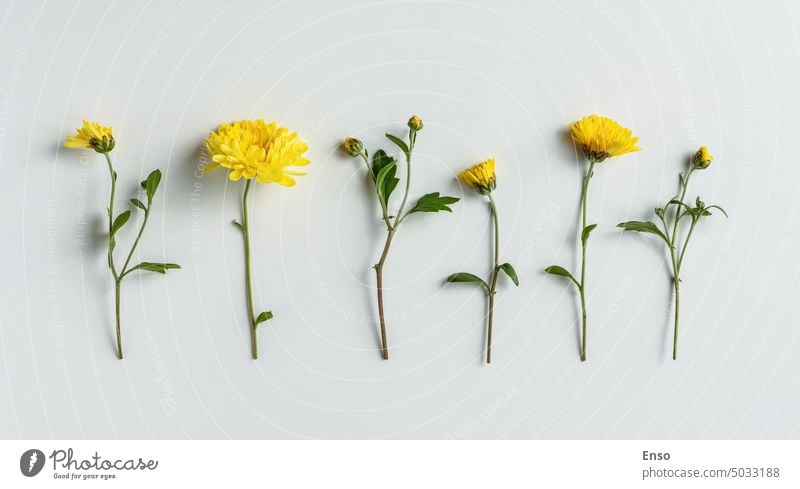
[[371, 150, 396, 181], [408, 192, 460, 214], [375, 159, 399, 207], [144, 169, 162, 202], [126, 262, 181, 276], [705, 204, 728, 217], [130, 198, 146, 211], [385, 133, 409, 157], [446, 272, 488, 291], [232, 219, 243, 230], [255, 311, 274, 327], [617, 220, 670, 245], [498, 263, 519, 286], [111, 211, 131, 236], [581, 224, 597, 245], [544, 265, 579, 286]]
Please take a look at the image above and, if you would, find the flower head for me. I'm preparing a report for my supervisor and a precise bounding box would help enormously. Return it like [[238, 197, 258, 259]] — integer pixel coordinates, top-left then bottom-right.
[[692, 146, 713, 169], [570, 114, 640, 163], [459, 158, 496, 195], [204, 119, 309, 186], [408, 115, 424, 132], [342, 137, 364, 157], [64, 120, 115, 154]]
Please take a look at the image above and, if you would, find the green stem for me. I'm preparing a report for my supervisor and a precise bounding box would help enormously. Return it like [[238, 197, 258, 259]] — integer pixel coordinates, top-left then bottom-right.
[[578, 160, 595, 362], [371, 130, 416, 360], [667, 168, 695, 360], [104, 153, 123, 359], [393, 135, 414, 227], [374, 229, 395, 360], [241, 179, 259, 359], [114, 280, 122, 359], [486, 194, 500, 364]]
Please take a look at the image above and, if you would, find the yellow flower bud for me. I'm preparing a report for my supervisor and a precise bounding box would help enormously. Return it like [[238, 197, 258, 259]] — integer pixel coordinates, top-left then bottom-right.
[[343, 137, 364, 157], [692, 146, 713, 169], [407, 115, 423, 132]]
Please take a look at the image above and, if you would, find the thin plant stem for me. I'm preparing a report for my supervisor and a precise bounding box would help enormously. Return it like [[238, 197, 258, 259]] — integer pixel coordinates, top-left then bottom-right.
[[374, 229, 395, 360], [486, 193, 500, 364], [241, 179, 259, 359], [578, 160, 595, 362], [103, 153, 124, 359], [371, 129, 416, 360], [667, 168, 694, 360]]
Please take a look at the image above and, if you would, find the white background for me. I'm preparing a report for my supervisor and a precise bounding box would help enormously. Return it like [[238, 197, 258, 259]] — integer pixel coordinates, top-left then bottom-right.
[[0, 0, 798, 439]]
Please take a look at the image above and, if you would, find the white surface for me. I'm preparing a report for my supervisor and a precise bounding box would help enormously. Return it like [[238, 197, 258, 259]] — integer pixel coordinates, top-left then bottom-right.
[[0, 0, 798, 439]]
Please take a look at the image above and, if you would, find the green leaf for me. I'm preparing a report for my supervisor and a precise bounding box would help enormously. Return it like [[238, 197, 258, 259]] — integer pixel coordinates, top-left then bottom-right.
[[408, 192, 460, 214], [111, 211, 131, 236], [385, 133, 409, 157], [581, 224, 597, 245], [498, 263, 519, 286], [232, 219, 243, 230], [255, 311, 274, 327], [617, 220, 670, 245], [544, 265, 579, 286], [144, 169, 162, 202], [446, 272, 488, 291], [705, 204, 728, 217], [127, 262, 181, 275], [370, 150, 396, 181], [130, 198, 147, 211], [374, 158, 399, 207]]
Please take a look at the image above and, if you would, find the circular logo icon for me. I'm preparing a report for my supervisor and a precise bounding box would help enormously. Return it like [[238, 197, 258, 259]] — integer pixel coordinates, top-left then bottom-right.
[[20, 449, 45, 477]]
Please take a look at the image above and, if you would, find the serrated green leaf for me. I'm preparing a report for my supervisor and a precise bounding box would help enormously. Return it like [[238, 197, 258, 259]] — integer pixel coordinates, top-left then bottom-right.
[[498, 263, 519, 286], [544, 265, 579, 286], [408, 192, 460, 214], [145, 169, 162, 202], [371, 150, 396, 181], [447, 272, 489, 291], [255, 311, 274, 327], [581, 224, 597, 245], [617, 220, 670, 245], [111, 211, 131, 236], [385, 133, 409, 157], [130, 198, 146, 211]]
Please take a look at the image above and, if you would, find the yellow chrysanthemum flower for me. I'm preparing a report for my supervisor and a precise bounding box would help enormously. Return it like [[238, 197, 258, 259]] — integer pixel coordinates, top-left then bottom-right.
[[64, 120, 115, 153], [204, 119, 310, 186], [459, 158, 496, 195], [570, 114, 640, 163], [692, 146, 713, 169]]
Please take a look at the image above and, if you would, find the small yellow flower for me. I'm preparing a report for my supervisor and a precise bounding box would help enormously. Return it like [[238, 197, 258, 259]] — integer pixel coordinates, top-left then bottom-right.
[[692, 146, 713, 169], [570, 114, 640, 163], [342, 137, 364, 157], [459, 158, 496, 195], [204, 119, 309, 186], [64, 120, 115, 154], [408, 115, 423, 132]]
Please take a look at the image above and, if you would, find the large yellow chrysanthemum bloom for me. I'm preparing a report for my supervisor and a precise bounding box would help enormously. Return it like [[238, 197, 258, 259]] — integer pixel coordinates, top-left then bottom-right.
[[458, 158, 496, 195], [570, 114, 640, 163], [64, 120, 115, 153], [204, 119, 310, 186]]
